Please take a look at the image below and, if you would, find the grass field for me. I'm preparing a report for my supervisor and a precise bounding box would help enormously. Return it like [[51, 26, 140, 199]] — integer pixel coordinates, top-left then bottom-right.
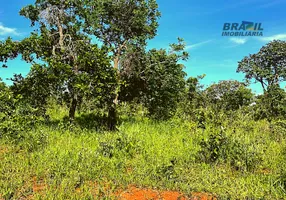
[[1, 106, 286, 199]]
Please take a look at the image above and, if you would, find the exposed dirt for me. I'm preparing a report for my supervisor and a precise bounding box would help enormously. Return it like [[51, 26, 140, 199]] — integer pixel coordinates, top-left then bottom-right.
[[117, 186, 216, 200], [32, 176, 47, 193], [1, 178, 217, 200], [0, 146, 9, 159]]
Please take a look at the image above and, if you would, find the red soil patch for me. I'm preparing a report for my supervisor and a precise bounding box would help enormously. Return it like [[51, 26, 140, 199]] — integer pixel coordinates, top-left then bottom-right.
[[119, 186, 160, 200], [117, 186, 217, 200], [0, 147, 9, 159], [14, 177, 216, 200], [161, 191, 188, 200], [32, 176, 47, 193], [118, 186, 189, 200]]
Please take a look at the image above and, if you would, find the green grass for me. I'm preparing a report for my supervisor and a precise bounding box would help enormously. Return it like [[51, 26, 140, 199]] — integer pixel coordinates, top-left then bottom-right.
[[1, 112, 286, 199]]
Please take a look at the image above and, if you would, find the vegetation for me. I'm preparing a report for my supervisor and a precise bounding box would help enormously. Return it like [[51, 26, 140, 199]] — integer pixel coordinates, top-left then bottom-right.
[[0, 0, 286, 199], [238, 40, 286, 92]]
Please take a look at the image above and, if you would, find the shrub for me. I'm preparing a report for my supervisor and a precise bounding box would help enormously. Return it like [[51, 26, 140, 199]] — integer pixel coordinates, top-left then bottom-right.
[[198, 129, 262, 172], [198, 130, 228, 163], [0, 86, 43, 142], [270, 120, 286, 142], [254, 86, 286, 120]]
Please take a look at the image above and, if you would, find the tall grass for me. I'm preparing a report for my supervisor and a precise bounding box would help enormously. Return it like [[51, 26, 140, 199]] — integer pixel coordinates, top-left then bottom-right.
[[1, 107, 286, 199]]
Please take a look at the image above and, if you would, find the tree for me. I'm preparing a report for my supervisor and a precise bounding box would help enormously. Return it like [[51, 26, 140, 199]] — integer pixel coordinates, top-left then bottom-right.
[[238, 40, 286, 92], [1, 0, 117, 121], [254, 85, 286, 120], [120, 38, 189, 119], [186, 74, 206, 107], [77, 0, 161, 128], [205, 80, 254, 111]]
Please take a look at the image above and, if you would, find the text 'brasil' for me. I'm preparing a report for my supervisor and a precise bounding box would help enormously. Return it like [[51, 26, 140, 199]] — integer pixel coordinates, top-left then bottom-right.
[[222, 21, 263, 36]]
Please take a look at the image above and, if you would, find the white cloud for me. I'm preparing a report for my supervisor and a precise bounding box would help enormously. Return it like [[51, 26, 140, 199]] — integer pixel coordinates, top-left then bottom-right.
[[0, 23, 19, 36], [186, 40, 212, 50], [229, 37, 247, 44], [258, 34, 286, 42]]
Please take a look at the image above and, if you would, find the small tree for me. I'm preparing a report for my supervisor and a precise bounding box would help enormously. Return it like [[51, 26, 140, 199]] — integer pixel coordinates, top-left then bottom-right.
[[238, 40, 286, 92], [120, 38, 189, 120], [254, 85, 286, 120], [205, 80, 254, 111], [186, 74, 206, 108]]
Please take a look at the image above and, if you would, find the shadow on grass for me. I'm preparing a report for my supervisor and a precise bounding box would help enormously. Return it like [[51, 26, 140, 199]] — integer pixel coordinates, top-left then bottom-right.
[[42, 114, 113, 132], [74, 112, 111, 131], [43, 112, 140, 132], [74, 112, 142, 131]]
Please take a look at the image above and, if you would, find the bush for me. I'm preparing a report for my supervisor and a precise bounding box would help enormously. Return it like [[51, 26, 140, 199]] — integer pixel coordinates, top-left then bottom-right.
[[198, 129, 262, 172], [254, 86, 286, 120], [198, 130, 228, 163], [97, 132, 142, 159], [0, 86, 43, 141], [275, 146, 286, 194], [270, 120, 286, 142]]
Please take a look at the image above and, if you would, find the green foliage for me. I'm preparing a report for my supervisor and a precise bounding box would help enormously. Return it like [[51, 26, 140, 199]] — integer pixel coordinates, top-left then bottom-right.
[[0, 37, 19, 68], [197, 124, 262, 172], [177, 75, 207, 118], [74, 0, 161, 129], [156, 159, 177, 180], [120, 39, 188, 120], [1, 114, 286, 199], [198, 130, 228, 163], [98, 132, 142, 159], [10, 66, 53, 117], [204, 80, 254, 111], [1, 0, 119, 121], [1, 1, 286, 199], [186, 74, 206, 103], [79, 0, 161, 51], [238, 40, 286, 92], [270, 120, 286, 142], [0, 0, 162, 128], [254, 85, 286, 120], [0, 84, 43, 141]]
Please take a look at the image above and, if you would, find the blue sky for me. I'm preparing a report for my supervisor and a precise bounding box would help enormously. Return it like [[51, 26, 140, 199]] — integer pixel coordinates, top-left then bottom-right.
[[1, 0, 286, 93]]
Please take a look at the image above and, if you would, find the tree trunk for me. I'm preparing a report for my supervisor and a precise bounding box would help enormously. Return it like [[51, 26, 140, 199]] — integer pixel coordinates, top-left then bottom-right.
[[108, 104, 117, 131], [69, 97, 77, 122], [114, 56, 120, 104], [107, 55, 120, 131]]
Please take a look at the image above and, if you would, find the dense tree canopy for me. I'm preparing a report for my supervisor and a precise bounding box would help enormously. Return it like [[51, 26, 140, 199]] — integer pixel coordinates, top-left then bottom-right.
[[1, 0, 119, 121], [77, 0, 161, 94], [0, 0, 179, 128], [120, 38, 188, 119]]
